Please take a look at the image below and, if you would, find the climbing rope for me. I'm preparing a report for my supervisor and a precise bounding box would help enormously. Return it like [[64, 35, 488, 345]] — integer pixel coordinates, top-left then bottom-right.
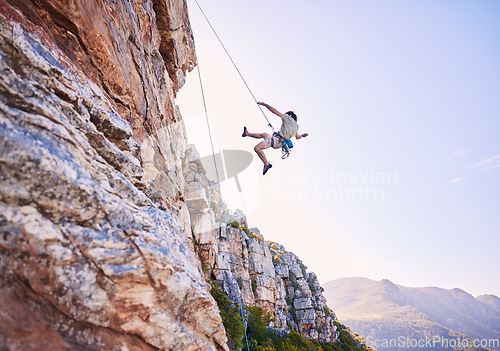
[[192, 0, 274, 131], [193, 41, 251, 351]]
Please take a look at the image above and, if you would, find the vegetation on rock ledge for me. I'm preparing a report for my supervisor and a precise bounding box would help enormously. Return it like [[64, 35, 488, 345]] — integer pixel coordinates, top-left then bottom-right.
[[209, 280, 371, 351], [229, 221, 263, 242], [209, 280, 245, 349]]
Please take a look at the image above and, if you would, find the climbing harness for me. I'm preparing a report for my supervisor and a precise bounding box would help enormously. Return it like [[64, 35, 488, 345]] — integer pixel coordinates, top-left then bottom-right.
[[281, 139, 293, 159], [272, 132, 294, 159]]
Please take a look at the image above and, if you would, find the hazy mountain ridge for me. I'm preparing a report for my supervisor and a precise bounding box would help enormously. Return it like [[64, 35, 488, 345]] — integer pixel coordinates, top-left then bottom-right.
[[478, 295, 500, 314], [324, 278, 500, 350]]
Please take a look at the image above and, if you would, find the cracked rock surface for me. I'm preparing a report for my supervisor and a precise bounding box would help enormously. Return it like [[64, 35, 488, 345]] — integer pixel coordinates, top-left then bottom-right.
[[0, 0, 227, 349]]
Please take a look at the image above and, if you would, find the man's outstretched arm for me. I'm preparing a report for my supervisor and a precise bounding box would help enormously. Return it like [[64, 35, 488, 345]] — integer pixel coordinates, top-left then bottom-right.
[[257, 102, 282, 117], [295, 132, 309, 140]]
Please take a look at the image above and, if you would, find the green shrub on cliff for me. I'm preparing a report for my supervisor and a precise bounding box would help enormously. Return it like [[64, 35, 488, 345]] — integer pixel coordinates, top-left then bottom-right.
[[241, 325, 371, 351], [324, 307, 332, 317], [208, 280, 244, 349], [331, 320, 370, 351], [208, 280, 370, 351], [228, 221, 241, 229], [228, 221, 263, 242], [289, 271, 300, 289], [245, 305, 274, 344], [252, 279, 258, 294], [272, 254, 283, 264]]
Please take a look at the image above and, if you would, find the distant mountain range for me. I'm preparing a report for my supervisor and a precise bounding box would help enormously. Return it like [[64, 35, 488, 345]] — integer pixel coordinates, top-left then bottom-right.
[[324, 278, 500, 351]]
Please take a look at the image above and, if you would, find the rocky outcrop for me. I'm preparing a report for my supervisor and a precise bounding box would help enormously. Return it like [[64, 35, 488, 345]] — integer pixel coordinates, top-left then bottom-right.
[[270, 243, 338, 342], [0, 0, 227, 350], [183, 145, 339, 344]]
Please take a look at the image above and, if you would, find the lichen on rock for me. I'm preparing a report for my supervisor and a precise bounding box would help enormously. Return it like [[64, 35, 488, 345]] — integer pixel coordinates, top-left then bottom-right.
[[0, 0, 227, 349]]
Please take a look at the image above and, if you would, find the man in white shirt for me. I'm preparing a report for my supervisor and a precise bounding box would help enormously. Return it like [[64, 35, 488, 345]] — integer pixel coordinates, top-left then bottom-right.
[[242, 102, 309, 175]]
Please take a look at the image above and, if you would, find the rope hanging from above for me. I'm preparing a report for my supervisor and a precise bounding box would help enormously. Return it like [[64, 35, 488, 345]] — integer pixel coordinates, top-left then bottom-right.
[[191, 5, 250, 348], [192, 0, 274, 131]]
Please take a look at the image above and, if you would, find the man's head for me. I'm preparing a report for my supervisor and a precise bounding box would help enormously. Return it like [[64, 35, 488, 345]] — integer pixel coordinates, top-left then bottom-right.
[[286, 111, 297, 121]]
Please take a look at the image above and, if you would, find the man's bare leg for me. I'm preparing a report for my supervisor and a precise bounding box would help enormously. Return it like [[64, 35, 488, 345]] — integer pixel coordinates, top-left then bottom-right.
[[245, 130, 269, 139], [243, 127, 273, 174], [254, 142, 270, 166]]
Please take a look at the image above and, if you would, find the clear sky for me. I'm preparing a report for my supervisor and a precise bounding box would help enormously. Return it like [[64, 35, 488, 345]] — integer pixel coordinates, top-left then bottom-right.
[[176, 0, 500, 297]]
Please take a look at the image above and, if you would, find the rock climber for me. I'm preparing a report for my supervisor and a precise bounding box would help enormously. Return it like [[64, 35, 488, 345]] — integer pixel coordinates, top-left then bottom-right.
[[242, 102, 309, 175]]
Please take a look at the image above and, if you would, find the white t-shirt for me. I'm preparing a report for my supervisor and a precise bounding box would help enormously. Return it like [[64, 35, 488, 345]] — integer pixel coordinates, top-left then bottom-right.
[[278, 113, 298, 140]]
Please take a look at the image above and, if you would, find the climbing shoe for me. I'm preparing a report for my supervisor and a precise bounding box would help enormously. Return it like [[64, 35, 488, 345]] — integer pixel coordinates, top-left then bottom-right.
[[263, 163, 273, 175], [242, 126, 248, 137]]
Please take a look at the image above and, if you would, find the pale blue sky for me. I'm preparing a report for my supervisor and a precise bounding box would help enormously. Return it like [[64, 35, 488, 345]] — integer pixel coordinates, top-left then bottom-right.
[[177, 0, 500, 297]]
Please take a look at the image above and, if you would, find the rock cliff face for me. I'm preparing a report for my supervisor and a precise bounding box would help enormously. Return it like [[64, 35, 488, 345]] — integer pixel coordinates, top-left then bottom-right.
[[0, 0, 226, 350], [0, 0, 341, 350]]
